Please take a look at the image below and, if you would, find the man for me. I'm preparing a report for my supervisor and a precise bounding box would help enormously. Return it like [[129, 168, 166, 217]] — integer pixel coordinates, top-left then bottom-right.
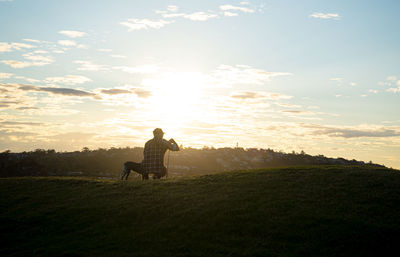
[[141, 128, 179, 179]]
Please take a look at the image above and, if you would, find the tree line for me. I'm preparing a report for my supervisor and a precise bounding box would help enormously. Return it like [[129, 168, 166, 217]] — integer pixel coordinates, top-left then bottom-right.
[[0, 147, 385, 178]]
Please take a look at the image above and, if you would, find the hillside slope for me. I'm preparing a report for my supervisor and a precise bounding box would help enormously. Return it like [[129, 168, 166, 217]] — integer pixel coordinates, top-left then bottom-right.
[[1, 166, 400, 257]]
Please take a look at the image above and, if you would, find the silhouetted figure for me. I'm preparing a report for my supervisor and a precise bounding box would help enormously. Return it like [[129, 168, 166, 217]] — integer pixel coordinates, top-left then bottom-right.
[[142, 128, 179, 179], [120, 128, 179, 180]]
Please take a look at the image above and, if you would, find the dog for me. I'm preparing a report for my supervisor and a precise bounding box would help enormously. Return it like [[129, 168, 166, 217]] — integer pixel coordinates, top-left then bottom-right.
[[120, 161, 146, 180], [120, 161, 167, 180]]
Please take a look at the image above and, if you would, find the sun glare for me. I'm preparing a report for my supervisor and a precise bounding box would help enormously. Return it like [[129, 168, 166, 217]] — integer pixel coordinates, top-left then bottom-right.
[[141, 72, 206, 135]]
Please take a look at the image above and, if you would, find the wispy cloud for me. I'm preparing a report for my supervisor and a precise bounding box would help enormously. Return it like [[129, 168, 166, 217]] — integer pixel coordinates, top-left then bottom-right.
[[16, 84, 97, 99], [167, 5, 179, 12], [120, 18, 173, 31], [0, 42, 13, 52], [58, 40, 77, 46], [0, 42, 35, 52], [113, 64, 159, 74], [219, 4, 255, 13], [23, 38, 41, 43], [378, 75, 400, 93], [183, 12, 218, 21], [230, 91, 292, 100], [0, 72, 13, 79], [1, 50, 54, 68], [386, 83, 400, 93], [110, 54, 126, 59], [74, 60, 109, 71], [309, 13, 340, 20], [99, 87, 151, 98], [304, 124, 400, 138], [59, 30, 87, 38], [100, 88, 132, 95], [223, 11, 239, 17], [209, 64, 292, 87], [44, 75, 92, 85], [1, 60, 46, 68], [22, 52, 54, 64]]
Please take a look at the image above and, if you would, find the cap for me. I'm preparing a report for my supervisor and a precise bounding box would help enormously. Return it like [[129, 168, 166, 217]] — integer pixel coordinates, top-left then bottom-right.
[[153, 128, 164, 135]]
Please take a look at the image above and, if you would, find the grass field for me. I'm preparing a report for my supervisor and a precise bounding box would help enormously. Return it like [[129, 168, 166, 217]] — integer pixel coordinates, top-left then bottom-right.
[[1, 165, 400, 257]]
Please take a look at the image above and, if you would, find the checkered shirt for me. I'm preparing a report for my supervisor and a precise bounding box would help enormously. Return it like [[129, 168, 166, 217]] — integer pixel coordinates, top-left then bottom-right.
[[141, 138, 177, 174]]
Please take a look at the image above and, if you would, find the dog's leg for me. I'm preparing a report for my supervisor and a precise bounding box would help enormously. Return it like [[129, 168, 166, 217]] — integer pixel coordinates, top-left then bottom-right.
[[120, 167, 126, 180], [125, 169, 130, 180]]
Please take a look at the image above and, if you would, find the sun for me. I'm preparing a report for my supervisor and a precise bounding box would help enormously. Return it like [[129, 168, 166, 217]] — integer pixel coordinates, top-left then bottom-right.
[[141, 71, 206, 134]]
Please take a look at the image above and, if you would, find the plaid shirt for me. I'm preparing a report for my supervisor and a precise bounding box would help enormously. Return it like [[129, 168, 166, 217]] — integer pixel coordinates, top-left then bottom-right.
[[141, 138, 178, 174]]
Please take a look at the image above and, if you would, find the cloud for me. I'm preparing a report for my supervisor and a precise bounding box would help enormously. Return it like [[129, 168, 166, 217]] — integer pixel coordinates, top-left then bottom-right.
[[281, 110, 314, 115], [183, 12, 218, 21], [223, 11, 239, 17], [58, 40, 77, 46], [100, 89, 132, 95], [14, 76, 40, 83], [33, 50, 48, 54], [276, 103, 302, 108], [1, 51, 54, 68], [0, 42, 35, 52], [154, 3, 260, 23], [304, 124, 400, 138], [0, 73, 13, 79], [22, 53, 54, 64], [0, 100, 23, 109], [74, 60, 108, 71], [44, 75, 92, 85], [11, 42, 36, 50], [76, 44, 89, 49], [368, 89, 378, 93], [113, 65, 159, 74], [219, 4, 255, 13], [110, 54, 126, 58], [59, 30, 86, 38], [230, 91, 265, 100], [1, 60, 34, 68], [18, 84, 97, 98], [131, 87, 152, 98], [39, 87, 95, 97], [230, 91, 292, 100], [120, 18, 173, 31], [379, 76, 400, 93], [158, 12, 185, 18], [209, 64, 292, 87], [309, 13, 340, 19], [16, 106, 39, 110], [167, 5, 179, 12], [0, 121, 44, 127], [23, 38, 41, 43], [99, 87, 152, 98], [0, 42, 12, 52], [386, 87, 400, 93]]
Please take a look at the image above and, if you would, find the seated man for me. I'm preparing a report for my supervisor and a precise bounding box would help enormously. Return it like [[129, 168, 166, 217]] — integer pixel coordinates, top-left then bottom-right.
[[141, 128, 179, 179]]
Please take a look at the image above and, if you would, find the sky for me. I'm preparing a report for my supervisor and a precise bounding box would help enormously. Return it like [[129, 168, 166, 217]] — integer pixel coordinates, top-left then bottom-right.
[[1, 0, 400, 168]]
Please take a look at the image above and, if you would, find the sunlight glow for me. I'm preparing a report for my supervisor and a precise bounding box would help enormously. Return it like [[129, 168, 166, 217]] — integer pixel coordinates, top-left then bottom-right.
[[141, 72, 206, 136]]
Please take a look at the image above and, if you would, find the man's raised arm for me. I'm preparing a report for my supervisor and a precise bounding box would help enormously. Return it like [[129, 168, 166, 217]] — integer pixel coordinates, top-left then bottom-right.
[[167, 138, 179, 151]]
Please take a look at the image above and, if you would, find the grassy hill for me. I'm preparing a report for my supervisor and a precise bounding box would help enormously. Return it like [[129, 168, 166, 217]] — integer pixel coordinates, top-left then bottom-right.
[[1, 165, 400, 257]]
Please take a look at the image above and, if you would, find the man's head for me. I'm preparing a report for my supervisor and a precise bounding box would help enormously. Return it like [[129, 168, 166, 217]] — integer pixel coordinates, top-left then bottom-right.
[[153, 128, 164, 139]]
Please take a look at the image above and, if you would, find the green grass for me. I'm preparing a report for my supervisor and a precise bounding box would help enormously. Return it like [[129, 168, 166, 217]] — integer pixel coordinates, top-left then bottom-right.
[[1, 165, 400, 257]]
